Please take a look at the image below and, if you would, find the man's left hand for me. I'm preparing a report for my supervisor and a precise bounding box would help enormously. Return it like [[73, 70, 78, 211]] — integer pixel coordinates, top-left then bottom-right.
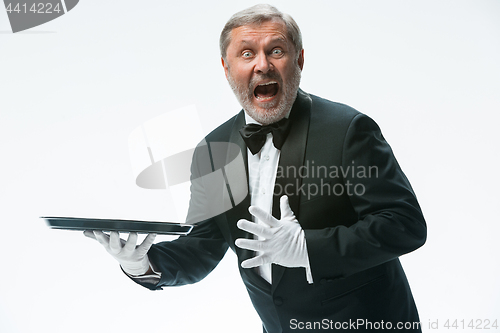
[[235, 195, 310, 269]]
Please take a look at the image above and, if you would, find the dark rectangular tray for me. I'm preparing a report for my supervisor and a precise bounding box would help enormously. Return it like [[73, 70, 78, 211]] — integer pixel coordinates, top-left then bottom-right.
[[42, 216, 193, 235]]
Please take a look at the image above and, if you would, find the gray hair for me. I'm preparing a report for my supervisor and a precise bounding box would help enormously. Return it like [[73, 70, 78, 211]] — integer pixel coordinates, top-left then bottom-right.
[[219, 4, 303, 60]]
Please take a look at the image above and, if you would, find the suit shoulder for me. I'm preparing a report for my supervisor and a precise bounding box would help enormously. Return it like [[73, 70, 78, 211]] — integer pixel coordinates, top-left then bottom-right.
[[310, 94, 360, 115], [308, 93, 366, 127], [304, 93, 385, 146]]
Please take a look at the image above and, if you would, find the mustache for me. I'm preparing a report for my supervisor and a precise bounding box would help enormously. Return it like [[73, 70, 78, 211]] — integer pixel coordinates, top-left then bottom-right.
[[249, 72, 282, 90]]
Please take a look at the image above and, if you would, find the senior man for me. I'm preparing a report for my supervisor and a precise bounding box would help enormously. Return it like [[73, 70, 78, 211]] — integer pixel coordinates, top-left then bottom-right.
[[86, 4, 426, 332]]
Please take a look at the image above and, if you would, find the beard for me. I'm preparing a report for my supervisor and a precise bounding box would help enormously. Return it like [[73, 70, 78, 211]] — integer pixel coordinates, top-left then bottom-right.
[[227, 65, 302, 125]]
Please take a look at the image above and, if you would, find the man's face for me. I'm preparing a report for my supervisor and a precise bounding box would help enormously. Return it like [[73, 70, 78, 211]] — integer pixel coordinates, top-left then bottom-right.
[[222, 20, 304, 125]]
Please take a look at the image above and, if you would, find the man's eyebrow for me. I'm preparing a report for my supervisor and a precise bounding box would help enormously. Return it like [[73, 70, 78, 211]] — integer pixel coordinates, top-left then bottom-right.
[[270, 37, 287, 44], [238, 37, 288, 46]]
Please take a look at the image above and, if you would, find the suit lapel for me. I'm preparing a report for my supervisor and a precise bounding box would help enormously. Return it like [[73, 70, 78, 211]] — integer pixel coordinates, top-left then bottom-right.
[[271, 89, 312, 291], [223, 111, 253, 260]]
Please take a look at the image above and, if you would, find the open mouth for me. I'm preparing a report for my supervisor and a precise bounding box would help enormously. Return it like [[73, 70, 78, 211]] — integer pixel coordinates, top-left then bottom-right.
[[254, 81, 279, 101]]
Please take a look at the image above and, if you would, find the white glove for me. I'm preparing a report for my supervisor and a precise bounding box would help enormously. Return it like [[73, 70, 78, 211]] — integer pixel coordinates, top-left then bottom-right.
[[235, 195, 310, 271], [84, 230, 156, 276]]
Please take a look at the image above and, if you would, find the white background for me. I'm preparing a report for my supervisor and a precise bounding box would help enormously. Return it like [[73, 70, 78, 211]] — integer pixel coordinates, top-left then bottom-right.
[[1, 1, 499, 332]]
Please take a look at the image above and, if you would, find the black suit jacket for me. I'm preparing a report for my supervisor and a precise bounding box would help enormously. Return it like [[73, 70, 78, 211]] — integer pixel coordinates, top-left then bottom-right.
[[135, 90, 427, 332]]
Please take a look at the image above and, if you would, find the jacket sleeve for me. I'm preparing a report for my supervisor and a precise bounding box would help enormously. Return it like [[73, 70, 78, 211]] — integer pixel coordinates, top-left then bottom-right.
[[304, 113, 426, 282], [138, 219, 228, 290]]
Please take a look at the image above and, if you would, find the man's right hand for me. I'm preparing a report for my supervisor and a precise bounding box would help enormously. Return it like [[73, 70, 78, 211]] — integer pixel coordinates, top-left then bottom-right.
[[84, 230, 156, 276]]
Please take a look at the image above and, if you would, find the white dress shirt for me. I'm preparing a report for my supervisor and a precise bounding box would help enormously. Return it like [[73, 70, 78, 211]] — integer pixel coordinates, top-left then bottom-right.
[[245, 113, 281, 284], [244, 112, 313, 285]]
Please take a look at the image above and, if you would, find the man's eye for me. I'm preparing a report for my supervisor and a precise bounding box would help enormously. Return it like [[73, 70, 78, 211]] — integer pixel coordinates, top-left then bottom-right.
[[272, 49, 283, 55], [242, 51, 253, 58]]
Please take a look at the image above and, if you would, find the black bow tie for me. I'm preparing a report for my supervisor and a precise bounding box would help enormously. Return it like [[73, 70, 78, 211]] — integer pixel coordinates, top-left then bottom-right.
[[239, 117, 292, 155]]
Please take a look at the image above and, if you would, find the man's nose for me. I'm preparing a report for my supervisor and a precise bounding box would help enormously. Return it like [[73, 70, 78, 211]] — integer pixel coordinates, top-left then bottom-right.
[[254, 54, 272, 74]]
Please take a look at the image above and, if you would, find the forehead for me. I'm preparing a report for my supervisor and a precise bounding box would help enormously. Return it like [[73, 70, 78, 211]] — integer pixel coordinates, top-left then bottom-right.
[[229, 20, 289, 48]]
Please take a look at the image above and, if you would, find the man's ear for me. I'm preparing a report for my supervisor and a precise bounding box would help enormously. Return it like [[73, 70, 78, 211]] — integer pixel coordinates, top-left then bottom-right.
[[297, 49, 304, 71], [221, 57, 229, 79]]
